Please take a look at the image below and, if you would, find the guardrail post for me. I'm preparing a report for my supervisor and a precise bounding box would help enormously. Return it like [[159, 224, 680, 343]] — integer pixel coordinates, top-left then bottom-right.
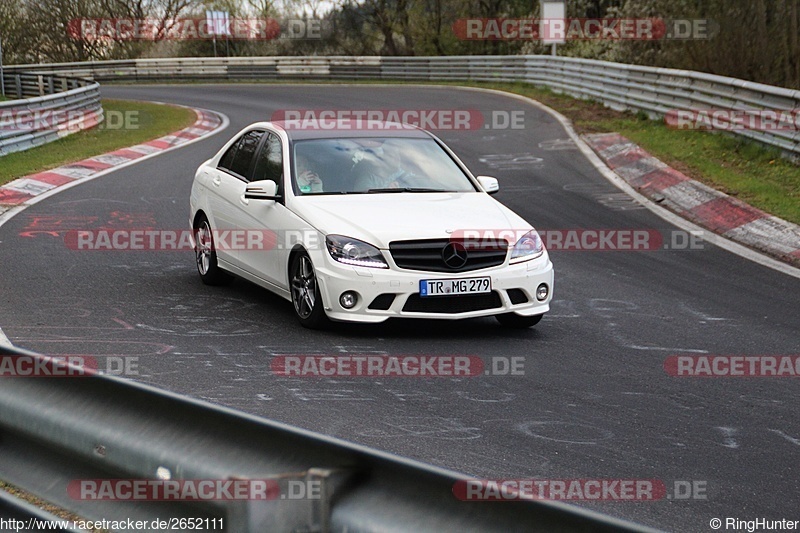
[[0, 71, 104, 156], [4, 56, 800, 159]]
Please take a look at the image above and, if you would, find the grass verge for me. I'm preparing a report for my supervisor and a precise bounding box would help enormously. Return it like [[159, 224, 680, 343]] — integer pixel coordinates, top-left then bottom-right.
[[0, 99, 197, 186], [3, 81, 797, 224], [463, 81, 800, 225], [0, 481, 106, 532], [261, 77, 797, 224]]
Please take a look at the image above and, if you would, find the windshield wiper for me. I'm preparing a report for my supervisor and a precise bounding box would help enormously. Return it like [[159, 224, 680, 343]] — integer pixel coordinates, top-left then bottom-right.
[[366, 187, 455, 193]]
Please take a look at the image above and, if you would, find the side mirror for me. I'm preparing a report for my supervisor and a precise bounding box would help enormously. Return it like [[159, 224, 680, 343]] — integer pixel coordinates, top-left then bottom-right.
[[476, 176, 499, 195], [244, 180, 280, 201]]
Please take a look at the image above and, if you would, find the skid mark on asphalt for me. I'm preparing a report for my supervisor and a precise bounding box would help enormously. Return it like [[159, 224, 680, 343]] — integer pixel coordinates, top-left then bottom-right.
[[463, 450, 553, 476], [738, 395, 784, 407], [16, 210, 157, 239], [678, 302, 733, 323], [589, 298, 641, 317], [2, 339, 172, 356], [606, 323, 710, 354], [768, 429, 800, 446], [494, 185, 549, 192], [716, 427, 740, 449], [359, 416, 482, 440], [586, 298, 714, 353], [578, 391, 707, 413], [125, 295, 267, 337], [454, 391, 515, 403], [538, 138, 578, 151], [563, 182, 646, 211], [517, 419, 614, 445], [286, 386, 376, 402], [547, 299, 580, 318], [478, 153, 545, 170]]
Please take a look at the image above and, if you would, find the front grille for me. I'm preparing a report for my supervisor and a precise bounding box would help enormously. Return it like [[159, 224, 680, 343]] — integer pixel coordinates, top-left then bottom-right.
[[368, 293, 396, 310], [402, 291, 503, 314], [389, 238, 508, 273], [507, 288, 529, 305]]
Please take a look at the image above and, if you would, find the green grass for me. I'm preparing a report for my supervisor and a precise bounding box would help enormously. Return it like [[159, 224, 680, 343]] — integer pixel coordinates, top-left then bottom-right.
[[4, 81, 797, 224], [235, 77, 798, 224], [0, 481, 106, 532], [0, 99, 197, 186], [461, 81, 800, 225]]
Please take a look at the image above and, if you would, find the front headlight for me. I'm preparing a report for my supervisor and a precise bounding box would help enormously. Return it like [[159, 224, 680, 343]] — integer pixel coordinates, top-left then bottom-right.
[[510, 230, 544, 263], [326, 235, 389, 269]]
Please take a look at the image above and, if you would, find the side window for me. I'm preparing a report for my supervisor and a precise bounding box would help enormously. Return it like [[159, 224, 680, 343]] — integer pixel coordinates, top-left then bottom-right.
[[252, 133, 283, 187], [219, 130, 264, 178], [218, 139, 239, 171]]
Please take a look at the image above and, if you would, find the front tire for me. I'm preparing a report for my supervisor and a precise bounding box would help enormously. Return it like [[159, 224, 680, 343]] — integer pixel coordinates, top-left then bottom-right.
[[194, 216, 231, 286], [290, 251, 329, 329], [495, 312, 543, 328]]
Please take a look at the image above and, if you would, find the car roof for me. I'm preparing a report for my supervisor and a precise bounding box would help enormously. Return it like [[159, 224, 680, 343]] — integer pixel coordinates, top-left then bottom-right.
[[252, 120, 433, 141]]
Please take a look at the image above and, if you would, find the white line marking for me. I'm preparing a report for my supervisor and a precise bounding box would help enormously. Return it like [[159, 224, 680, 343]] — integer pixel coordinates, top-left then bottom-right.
[[0, 326, 12, 347]]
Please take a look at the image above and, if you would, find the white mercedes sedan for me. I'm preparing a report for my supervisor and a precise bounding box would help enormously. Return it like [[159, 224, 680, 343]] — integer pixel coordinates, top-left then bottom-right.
[[189, 121, 553, 328]]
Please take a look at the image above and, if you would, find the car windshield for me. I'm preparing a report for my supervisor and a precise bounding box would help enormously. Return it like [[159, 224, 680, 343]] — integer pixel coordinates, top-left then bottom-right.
[[291, 137, 477, 195]]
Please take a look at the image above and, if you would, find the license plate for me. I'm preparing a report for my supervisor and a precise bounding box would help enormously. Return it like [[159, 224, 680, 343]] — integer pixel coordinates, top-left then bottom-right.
[[419, 277, 491, 297]]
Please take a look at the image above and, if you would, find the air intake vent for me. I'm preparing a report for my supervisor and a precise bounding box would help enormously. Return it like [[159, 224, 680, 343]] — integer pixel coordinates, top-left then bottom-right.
[[402, 291, 503, 314], [389, 239, 507, 273]]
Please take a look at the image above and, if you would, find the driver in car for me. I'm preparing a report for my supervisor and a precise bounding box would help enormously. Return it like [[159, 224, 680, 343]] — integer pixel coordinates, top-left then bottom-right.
[[352, 145, 415, 191], [296, 154, 324, 193]]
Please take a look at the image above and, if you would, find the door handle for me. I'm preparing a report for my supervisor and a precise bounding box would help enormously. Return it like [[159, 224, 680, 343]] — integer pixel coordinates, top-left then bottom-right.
[[240, 194, 249, 206], [212, 177, 221, 187]]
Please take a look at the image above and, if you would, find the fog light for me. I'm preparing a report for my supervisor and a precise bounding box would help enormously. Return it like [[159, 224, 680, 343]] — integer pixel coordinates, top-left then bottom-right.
[[536, 284, 549, 301], [340, 291, 358, 309]]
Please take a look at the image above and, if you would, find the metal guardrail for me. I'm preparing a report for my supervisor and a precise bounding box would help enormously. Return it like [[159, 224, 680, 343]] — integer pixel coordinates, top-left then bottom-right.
[[0, 345, 657, 532], [0, 72, 103, 156], [6, 55, 800, 158]]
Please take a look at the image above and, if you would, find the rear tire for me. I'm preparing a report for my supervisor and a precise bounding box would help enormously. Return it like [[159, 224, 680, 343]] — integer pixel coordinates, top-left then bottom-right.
[[495, 312, 543, 328], [194, 216, 231, 286], [290, 251, 329, 329]]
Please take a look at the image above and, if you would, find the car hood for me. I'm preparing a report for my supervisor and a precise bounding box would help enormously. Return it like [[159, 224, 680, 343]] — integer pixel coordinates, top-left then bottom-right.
[[290, 192, 531, 248]]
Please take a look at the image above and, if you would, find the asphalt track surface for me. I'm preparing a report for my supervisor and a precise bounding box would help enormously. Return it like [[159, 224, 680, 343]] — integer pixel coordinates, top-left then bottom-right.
[[1, 84, 799, 532]]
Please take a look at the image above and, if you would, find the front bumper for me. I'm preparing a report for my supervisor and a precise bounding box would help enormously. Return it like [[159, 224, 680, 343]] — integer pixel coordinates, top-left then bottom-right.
[[311, 249, 554, 323]]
